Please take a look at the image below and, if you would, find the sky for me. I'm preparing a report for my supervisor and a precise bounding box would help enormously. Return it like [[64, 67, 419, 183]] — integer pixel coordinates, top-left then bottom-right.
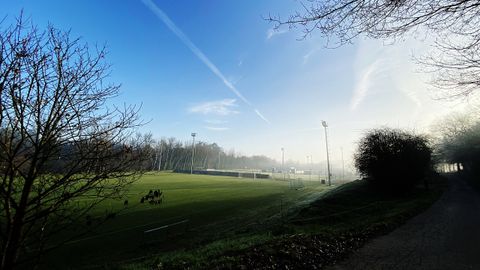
[[1, 0, 476, 170]]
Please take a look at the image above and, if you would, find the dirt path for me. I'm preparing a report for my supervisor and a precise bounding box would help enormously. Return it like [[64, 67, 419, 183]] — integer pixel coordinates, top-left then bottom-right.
[[329, 174, 480, 270]]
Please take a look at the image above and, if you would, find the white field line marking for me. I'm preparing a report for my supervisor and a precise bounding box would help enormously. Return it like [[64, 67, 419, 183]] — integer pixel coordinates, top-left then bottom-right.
[[143, 219, 189, 233], [64, 215, 187, 245]]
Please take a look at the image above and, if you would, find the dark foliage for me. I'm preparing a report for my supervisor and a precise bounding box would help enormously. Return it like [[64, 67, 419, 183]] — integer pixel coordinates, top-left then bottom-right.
[[354, 128, 432, 193]]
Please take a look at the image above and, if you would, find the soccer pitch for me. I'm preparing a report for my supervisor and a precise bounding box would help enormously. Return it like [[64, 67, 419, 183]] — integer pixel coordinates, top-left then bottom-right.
[[43, 172, 330, 268]]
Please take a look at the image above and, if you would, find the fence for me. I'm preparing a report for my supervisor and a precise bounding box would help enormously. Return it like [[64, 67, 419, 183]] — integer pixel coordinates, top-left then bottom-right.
[[173, 169, 270, 179]]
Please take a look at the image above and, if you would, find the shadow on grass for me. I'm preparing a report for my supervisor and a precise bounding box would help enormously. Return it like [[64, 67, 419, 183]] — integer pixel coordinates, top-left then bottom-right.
[[128, 175, 447, 270], [40, 193, 291, 269]]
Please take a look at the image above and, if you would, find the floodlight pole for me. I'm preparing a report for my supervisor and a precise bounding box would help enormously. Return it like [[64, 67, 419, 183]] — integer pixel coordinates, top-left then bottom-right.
[[306, 155, 308, 176], [281, 147, 285, 181], [190, 133, 196, 174], [341, 147, 345, 181], [322, 121, 332, 186], [310, 155, 313, 181]]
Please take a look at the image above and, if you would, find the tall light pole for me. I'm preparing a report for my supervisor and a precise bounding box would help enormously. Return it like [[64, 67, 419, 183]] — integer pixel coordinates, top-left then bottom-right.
[[190, 132, 196, 174], [281, 147, 285, 180], [322, 121, 331, 186], [306, 155, 309, 178], [310, 155, 313, 181], [341, 147, 345, 182]]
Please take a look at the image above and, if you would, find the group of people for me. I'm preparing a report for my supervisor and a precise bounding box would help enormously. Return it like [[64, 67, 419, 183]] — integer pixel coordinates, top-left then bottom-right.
[[140, 189, 163, 205]]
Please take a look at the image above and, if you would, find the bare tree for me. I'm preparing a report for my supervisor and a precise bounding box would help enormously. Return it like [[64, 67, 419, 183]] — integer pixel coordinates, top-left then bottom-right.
[[0, 17, 145, 269], [268, 0, 480, 98], [431, 110, 480, 142], [431, 109, 480, 169]]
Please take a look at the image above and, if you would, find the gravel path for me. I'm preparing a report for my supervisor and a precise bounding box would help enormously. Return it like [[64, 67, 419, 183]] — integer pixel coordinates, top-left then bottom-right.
[[328, 174, 480, 270]]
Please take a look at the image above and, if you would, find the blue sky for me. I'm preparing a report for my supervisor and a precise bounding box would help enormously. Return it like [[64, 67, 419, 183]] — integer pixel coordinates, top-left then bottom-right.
[[1, 1, 474, 170]]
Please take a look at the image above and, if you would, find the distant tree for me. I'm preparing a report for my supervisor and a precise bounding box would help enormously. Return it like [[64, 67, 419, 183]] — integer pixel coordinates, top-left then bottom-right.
[[268, 0, 480, 98], [431, 110, 480, 170], [432, 111, 479, 143], [354, 128, 432, 193], [435, 111, 480, 177], [0, 17, 145, 269]]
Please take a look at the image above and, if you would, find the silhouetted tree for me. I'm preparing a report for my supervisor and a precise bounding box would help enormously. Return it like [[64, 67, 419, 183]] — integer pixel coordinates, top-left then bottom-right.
[[269, 0, 480, 98], [354, 128, 432, 193], [0, 17, 144, 269]]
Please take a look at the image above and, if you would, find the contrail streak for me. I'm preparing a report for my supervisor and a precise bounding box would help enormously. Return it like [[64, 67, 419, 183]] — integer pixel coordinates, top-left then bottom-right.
[[142, 0, 270, 123], [351, 59, 384, 111], [254, 109, 271, 124]]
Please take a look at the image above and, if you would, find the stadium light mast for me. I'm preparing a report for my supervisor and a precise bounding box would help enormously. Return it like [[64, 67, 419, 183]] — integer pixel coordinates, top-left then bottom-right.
[[306, 155, 308, 176], [341, 147, 345, 181], [310, 155, 313, 181], [281, 147, 285, 180], [306, 155, 312, 181], [190, 132, 196, 174], [322, 121, 332, 186]]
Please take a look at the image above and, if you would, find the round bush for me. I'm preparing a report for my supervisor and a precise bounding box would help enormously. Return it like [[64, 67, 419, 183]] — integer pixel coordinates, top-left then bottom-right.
[[354, 128, 432, 193]]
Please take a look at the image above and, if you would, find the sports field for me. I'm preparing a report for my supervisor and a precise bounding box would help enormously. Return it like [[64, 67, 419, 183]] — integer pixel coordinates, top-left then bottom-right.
[[42, 172, 330, 269]]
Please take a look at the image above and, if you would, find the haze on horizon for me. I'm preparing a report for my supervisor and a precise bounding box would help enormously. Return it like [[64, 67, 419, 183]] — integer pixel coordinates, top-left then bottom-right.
[[2, 0, 477, 170]]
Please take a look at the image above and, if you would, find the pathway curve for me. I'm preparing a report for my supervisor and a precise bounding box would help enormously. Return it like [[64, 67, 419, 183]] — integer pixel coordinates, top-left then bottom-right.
[[329, 174, 480, 270]]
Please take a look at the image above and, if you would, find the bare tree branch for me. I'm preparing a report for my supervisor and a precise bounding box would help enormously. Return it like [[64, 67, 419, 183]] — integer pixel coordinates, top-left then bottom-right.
[[268, 0, 480, 98], [0, 16, 145, 269]]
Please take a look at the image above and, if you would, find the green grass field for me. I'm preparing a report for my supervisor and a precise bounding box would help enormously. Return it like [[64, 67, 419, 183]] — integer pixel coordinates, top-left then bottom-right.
[[42, 172, 329, 269], [125, 175, 446, 270]]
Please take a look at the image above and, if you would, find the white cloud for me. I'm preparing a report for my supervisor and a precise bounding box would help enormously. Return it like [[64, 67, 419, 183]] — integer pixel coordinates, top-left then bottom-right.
[[204, 119, 228, 125], [350, 59, 385, 111], [142, 0, 248, 103], [189, 99, 239, 116], [143, 0, 270, 124], [351, 38, 432, 112], [204, 126, 229, 131], [388, 45, 423, 109], [266, 28, 287, 40], [303, 48, 320, 64], [348, 38, 470, 132]]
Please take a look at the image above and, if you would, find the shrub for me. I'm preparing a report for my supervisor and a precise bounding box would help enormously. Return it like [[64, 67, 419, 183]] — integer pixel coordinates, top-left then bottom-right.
[[354, 128, 432, 193]]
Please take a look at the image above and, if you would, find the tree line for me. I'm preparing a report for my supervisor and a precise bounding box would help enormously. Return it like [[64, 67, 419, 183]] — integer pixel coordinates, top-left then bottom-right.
[[129, 134, 279, 172]]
